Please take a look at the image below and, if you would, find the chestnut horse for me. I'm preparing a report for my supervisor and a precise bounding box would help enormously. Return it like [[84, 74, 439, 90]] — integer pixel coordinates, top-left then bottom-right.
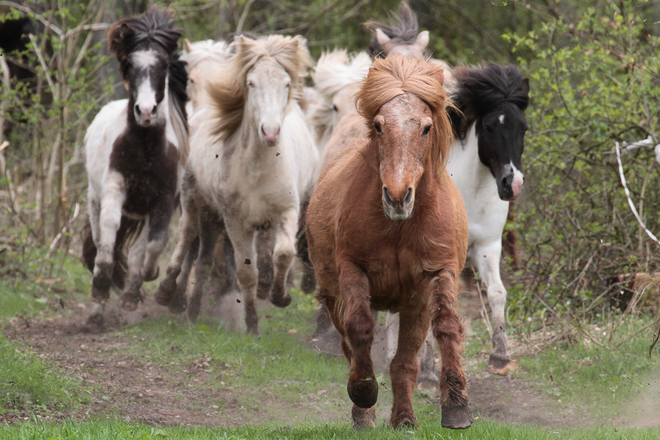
[[306, 56, 472, 430]]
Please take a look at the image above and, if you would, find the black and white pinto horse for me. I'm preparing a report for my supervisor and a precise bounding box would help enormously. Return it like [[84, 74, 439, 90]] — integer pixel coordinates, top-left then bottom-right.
[[82, 9, 188, 325], [386, 63, 529, 378], [448, 64, 528, 373]]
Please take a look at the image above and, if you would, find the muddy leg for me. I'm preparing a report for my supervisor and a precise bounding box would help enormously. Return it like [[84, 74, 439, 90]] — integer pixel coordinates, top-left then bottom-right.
[[225, 217, 259, 335], [270, 207, 298, 308], [430, 270, 472, 430], [474, 241, 514, 375], [256, 229, 274, 300], [323, 293, 376, 429], [390, 311, 428, 429], [187, 209, 221, 322], [92, 171, 126, 303], [140, 191, 175, 283], [155, 199, 199, 308], [337, 264, 377, 412], [120, 225, 149, 311], [170, 235, 199, 313]]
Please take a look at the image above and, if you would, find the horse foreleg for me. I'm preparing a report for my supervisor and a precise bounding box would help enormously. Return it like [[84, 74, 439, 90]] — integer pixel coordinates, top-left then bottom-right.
[[141, 189, 175, 282], [225, 218, 259, 335], [390, 310, 429, 429], [270, 207, 298, 308], [172, 235, 199, 313], [93, 171, 126, 303], [337, 263, 377, 422], [188, 208, 222, 322], [430, 269, 472, 430], [256, 228, 275, 300], [155, 204, 199, 309], [120, 225, 149, 311], [473, 240, 514, 375]]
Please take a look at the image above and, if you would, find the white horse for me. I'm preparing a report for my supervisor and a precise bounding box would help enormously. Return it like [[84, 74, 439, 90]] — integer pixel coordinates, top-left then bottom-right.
[[181, 39, 232, 116], [155, 35, 318, 334], [307, 49, 371, 152], [82, 9, 188, 326]]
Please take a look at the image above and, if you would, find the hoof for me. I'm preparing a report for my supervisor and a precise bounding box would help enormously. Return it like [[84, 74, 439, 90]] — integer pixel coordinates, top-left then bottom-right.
[[486, 353, 519, 376], [155, 279, 175, 306], [141, 265, 160, 282], [270, 284, 292, 308], [168, 293, 187, 314], [441, 405, 473, 430], [256, 285, 269, 300], [352, 405, 375, 429], [120, 291, 142, 312], [187, 300, 201, 322], [91, 272, 111, 303], [392, 414, 418, 430], [300, 267, 316, 294], [246, 324, 260, 337], [82, 310, 105, 333], [347, 377, 378, 409]]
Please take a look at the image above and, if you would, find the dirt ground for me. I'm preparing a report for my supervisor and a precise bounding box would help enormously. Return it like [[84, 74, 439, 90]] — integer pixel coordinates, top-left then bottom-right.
[[2, 284, 658, 429]]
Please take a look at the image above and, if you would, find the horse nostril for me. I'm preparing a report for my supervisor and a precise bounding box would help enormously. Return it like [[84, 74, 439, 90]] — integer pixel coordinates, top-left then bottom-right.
[[404, 188, 413, 206], [134, 104, 142, 116], [383, 187, 393, 207]]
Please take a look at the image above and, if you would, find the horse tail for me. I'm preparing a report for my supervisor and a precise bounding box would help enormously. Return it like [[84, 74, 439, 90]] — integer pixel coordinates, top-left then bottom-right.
[[81, 215, 144, 291]]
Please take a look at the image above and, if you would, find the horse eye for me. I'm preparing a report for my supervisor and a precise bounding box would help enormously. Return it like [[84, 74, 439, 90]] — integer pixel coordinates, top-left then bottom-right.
[[248, 80, 255, 88], [285, 82, 290, 88], [422, 125, 432, 137], [374, 120, 383, 135], [332, 104, 338, 112], [190, 78, 195, 84]]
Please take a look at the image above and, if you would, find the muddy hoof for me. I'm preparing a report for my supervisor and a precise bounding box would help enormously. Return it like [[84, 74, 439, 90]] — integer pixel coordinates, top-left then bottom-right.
[[168, 293, 187, 314], [270, 284, 292, 308], [392, 414, 418, 430], [82, 312, 105, 333], [187, 300, 201, 322], [347, 377, 378, 409], [120, 292, 142, 312], [155, 279, 175, 306], [486, 353, 519, 376], [300, 267, 316, 294], [256, 285, 270, 300], [91, 273, 111, 303], [352, 405, 375, 429], [441, 405, 473, 429], [141, 265, 160, 282]]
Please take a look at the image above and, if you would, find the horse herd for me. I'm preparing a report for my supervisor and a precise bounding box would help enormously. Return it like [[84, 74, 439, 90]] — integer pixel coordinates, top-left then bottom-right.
[[81, 3, 530, 431]]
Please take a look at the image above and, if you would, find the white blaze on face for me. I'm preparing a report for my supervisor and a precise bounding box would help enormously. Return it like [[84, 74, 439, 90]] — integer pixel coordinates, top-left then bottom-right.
[[510, 161, 524, 197], [132, 49, 159, 124], [499, 114, 505, 124]]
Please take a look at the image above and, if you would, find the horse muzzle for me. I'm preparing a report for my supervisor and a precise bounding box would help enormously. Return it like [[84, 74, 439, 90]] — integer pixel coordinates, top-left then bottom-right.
[[498, 171, 525, 201], [382, 186, 414, 220]]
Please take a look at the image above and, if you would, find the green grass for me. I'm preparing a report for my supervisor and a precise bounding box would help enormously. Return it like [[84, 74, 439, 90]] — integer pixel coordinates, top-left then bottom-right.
[[0, 334, 88, 414], [0, 418, 659, 440]]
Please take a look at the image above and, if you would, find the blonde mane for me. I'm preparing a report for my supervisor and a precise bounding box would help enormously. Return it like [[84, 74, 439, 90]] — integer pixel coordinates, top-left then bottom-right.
[[308, 50, 372, 144], [356, 55, 453, 175], [180, 39, 232, 69], [207, 35, 312, 141]]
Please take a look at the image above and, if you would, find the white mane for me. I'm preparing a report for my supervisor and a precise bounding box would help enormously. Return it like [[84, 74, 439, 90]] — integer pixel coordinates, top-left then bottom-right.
[[180, 39, 232, 68]]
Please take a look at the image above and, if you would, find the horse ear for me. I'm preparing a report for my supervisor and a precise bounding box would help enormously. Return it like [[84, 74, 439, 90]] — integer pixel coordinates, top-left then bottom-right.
[[521, 77, 530, 95], [416, 31, 429, 50], [184, 38, 194, 53], [432, 68, 445, 87], [118, 22, 133, 40], [376, 28, 390, 45]]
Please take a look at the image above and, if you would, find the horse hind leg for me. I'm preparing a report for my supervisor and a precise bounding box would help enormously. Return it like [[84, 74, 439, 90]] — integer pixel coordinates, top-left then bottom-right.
[[187, 209, 222, 322], [473, 241, 517, 376], [430, 270, 472, 430], [170, 235, 199, 313], [389, 310, 430, 429], [270, 207, 299, 308], [120, 225, 149, 311]]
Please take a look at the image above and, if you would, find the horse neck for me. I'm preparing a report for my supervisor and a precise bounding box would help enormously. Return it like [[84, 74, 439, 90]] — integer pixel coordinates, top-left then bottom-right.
[[448, 123, 497, 197]]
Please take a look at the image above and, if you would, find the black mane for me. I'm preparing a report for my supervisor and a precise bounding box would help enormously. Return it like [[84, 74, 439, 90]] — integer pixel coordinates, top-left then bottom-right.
[[449, 63, 529, 140], [364, 2, 419, 59], [109, 7, 182, 77], [168, 54, 189, 128]]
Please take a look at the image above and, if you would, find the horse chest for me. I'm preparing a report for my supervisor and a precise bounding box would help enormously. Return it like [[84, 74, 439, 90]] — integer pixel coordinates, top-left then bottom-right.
[[110, 133, 178, 217]]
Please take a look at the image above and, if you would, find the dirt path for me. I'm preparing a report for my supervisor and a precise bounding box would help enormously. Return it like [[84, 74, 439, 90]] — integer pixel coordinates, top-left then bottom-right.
[[3, 286, 656, 429]]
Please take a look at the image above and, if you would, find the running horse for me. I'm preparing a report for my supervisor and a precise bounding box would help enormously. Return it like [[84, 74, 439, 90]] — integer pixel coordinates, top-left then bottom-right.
[[306, 55, 472, 430], [83, 8, 188, 324]]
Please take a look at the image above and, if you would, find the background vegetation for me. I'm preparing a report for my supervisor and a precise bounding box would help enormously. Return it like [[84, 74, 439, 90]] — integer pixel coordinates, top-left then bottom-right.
[[1, 0, 660, 429]]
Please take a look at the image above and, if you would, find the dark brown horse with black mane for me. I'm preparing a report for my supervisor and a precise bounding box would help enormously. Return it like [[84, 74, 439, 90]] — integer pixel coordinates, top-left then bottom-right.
[[306, 55, 472, 430]]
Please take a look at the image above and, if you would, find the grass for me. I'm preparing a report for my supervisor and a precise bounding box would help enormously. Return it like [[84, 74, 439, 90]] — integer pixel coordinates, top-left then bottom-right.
[[0, 334, 88, 415], [0, 418, 659, 440]]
